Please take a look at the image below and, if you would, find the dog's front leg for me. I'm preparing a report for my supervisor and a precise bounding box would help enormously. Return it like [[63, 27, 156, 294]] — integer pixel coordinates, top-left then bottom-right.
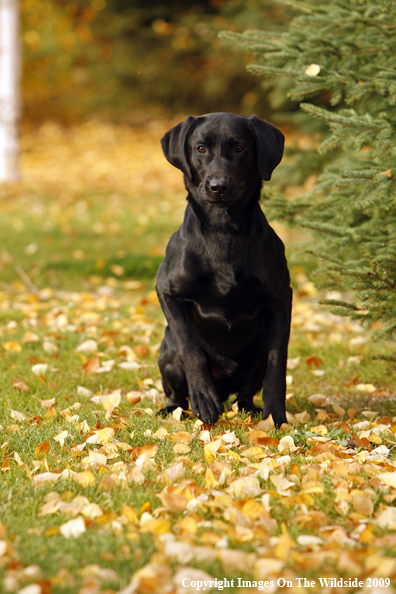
[[262, 287, 293, 427], [157, 291, 224, 424]]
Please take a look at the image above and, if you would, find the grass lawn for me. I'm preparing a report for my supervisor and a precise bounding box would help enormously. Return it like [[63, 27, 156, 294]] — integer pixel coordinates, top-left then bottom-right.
[[0, 121, 396, 594]]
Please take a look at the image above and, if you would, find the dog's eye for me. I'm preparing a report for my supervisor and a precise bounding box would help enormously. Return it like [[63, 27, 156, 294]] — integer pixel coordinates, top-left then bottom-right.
[[235, 145, 244, 153], [197, 145, 206, 153]]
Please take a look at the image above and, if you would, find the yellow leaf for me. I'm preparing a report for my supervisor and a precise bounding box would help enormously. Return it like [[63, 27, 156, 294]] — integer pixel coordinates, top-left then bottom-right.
[[95, 427, 115, 444], [43, 406, 57, 419], [243, 446, 266, 460], [205, 468, 218, 489], [368, 433, 382, 444], [2, 340, 22, 352], [356, 383, 376, 393], [204, 439, 222, 463], [22, 331, 40, 343], [81, 503, 103, 519], [274, 523, 295, 560], [310, 424, 328, 436], [122, 504, 138, 524], [102, 391, 121, 419], [73, 471, 96, 488], [226, 450, 241, 462], [140, 519, 171, 535], [153, 427, 169, 440]]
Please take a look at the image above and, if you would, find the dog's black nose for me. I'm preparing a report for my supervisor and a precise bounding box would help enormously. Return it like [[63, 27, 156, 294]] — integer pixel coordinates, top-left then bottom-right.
[[208, 177, 229, 196]]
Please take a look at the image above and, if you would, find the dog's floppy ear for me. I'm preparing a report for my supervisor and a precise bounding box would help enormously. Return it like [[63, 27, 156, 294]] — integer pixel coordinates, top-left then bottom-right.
[[247, 115, 284, 181], [160, 116, 198, 182]]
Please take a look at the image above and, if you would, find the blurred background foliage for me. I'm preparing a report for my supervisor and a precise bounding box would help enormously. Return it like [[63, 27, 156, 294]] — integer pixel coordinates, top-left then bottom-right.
[[22, 0, 297, 123]]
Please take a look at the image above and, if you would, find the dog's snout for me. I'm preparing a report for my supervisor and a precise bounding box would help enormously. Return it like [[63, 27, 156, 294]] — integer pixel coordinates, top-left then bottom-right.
[[206, 175, 234, 201], [209, 177, 229, 195]]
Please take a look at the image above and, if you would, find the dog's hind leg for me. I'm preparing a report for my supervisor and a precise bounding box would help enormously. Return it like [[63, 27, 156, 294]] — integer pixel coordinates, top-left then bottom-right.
[[157, 326, 189, 416], [262, 287, 293, 427]]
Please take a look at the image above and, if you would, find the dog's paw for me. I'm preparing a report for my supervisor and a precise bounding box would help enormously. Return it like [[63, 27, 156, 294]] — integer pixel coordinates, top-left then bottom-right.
[[189, 383, 223, 425]]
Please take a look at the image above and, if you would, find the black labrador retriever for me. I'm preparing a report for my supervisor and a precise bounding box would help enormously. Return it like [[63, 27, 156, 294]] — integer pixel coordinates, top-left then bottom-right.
[[156, 112, 292, 427]]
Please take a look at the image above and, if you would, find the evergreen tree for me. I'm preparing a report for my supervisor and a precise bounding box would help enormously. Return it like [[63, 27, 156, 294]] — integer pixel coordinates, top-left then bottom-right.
[[222, 0, 396, 338]]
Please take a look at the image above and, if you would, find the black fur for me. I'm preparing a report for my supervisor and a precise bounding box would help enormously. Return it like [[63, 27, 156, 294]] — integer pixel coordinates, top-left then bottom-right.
[[156, 112, 292, 426]]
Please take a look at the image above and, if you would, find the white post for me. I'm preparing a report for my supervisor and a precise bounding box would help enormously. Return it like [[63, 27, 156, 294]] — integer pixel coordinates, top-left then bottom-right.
[[0, 0, 20, 183]]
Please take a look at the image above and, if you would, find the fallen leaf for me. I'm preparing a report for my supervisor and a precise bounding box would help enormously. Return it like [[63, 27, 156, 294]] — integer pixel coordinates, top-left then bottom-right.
[[126, 391, 142, 405], [59, 517, 86, 538], [305, 355, 323, 367], [11, 377, 30, 391], [73, 471, 96, 488], [82, 356, 100, 374], [379, 472, 396, 489], [226, 476, 261, 498], [35, 440, 50, 457], [356, 383, 376, 393], [22, 331, 40, 343], [157, 485, 188, 512], [10, 409, 26, 422], [173, 443, 191, 454], [75, 339, 98, 354], [2, 340, 22, 352], [32, 363, 48, 377]]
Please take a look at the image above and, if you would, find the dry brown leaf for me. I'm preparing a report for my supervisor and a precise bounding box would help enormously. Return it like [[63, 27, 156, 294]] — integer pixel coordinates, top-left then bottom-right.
[[172, 431, 192, 444], [11, 377, 30, 392], [21, 331, 40, 343], [35, 440, 50, 457], [305, 355, 323, 367], [98, 474, 116, 491], [10, 409, 26, 422], [126, 391, 142, 405], [157, 485, 188, 512], [226, 476, 261, 499], [133, 345, 149, 358], [82, 356, 100, 374]]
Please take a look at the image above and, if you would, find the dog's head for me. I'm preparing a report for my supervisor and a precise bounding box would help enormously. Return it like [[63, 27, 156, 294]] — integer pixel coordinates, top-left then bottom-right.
[[161, 112, 284, 207]]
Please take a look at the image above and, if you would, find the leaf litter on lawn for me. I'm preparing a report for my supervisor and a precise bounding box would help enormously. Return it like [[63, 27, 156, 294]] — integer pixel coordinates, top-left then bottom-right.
[[1, 124, 396, 592]]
